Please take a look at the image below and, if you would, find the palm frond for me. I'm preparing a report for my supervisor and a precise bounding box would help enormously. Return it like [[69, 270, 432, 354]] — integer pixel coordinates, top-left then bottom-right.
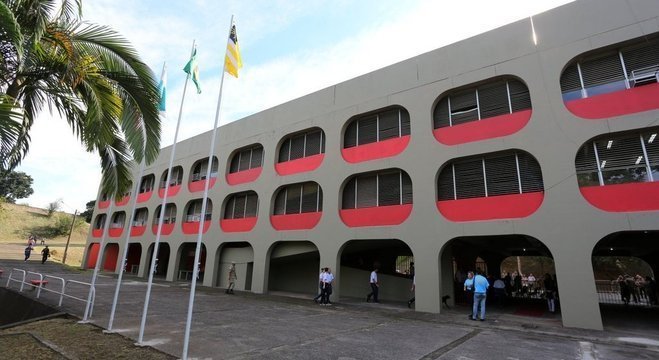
[[0, 1, 24, 60], [0, 95, 29, 170], [97, 136, 133, 198]]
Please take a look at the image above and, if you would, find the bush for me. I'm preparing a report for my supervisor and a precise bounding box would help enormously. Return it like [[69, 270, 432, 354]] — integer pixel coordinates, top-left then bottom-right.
[[52, 214, 85, 236], [47, 199, 62, 217]]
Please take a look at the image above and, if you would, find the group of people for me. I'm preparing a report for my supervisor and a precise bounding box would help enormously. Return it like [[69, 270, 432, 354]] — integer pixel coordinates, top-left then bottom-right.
[[23, 235, 50, 264], [313, 267, 334, 305], [616, 274, 658, 305]]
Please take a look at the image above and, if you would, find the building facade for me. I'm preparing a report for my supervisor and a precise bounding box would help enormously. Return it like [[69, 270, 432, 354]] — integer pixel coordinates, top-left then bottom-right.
[[85, 0, 659, 330]]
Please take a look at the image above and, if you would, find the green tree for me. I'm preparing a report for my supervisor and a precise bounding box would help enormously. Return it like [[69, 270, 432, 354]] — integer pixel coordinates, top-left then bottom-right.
[[0, 169, 33, 202], [80, 199, 94, 223], [47, 198, 61, 217], [0, 0, 161, 198]]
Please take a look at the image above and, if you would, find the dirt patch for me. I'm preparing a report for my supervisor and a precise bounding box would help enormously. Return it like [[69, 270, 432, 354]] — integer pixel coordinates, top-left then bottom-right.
[[0, 317, 175, 359]]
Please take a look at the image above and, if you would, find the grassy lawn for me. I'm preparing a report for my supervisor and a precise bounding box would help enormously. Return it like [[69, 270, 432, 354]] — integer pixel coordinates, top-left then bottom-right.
[[0, 202, 89, 267]]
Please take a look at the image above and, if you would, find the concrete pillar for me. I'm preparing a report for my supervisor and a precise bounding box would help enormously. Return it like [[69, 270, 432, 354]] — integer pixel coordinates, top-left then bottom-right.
[[137, 242, 150, 278], [202, 243, 218, 287], [165, 244, 179, 282], [250, 243, 269, 294]]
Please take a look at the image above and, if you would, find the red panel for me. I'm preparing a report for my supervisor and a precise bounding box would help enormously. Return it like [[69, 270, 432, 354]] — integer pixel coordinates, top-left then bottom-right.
[[271, 212, 322, 230], [339, 204, 412, 227], [151, 223, 175, 235], [437, 192, 544, 222], [275, 153, 324, 176], [92, 228, 103, 238], [103, 244, 119, 271], [137, 191, 153, 203], [130, 225, 146, 236], [98, 200, 110, 209], [565, 83, 659, 119], [226, 167, 262, 185], [115, 197, 129, 206], [86, 243, 100, 269], [220, 217, 258, 232], [109, 227, 123, 238], [341, 136, 410, 163], [580, 182, 659, 212], [433, 110, 532, 145], [188, 177, 217, 192], [182, 220, 211, 234], [158, 184, 181, 198]]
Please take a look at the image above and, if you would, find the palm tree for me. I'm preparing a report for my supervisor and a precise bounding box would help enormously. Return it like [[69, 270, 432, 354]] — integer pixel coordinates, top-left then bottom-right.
[[0, 0, 161, 198]]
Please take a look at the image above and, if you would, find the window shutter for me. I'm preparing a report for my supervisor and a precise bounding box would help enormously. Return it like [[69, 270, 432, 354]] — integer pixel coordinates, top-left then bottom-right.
[[224, 197, 235, 219], [378, 172, 401, 206], [305, 131, 322, 156], [580, 51, 625, 87], [595, 135, 644, 170], [575, 144, 598, 173], [454, 159, 486, 199], [343, 178, 356, 209], [233, 195, 246, 219], [357, 116, 378, 145], [356, 175, 377, 208], [289, 135, 305, 161], [449, 90, 479, 125], [378, 109, 400, 141], [204, 201, 213, 220], [274, 189, 286, 215], [400, 110, 411, 136], [478, 81, 509, 119], [437, 166, 455, 201], [518, 153, 544, 193], [245, 193, 258, 217], [251, 146, 263, 168], [433, 98, 450, 129], [238, 149, 251, 171], [402, 172, 413, 204], [167, 204, 177, 221], [644, 131, 659, 166], [344, 122, 357, 148], [561, 63, 582, 93], [301, 183, 320, 213], [485, 154, 519, 196], [621, 40, 659, 74], [285, 185, 302, 214], [279, 139, 290, 163], [508, 79, 532, 112]]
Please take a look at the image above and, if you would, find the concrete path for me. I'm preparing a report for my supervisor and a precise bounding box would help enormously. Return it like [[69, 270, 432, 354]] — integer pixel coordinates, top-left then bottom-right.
[[1, 257, 659, 359]]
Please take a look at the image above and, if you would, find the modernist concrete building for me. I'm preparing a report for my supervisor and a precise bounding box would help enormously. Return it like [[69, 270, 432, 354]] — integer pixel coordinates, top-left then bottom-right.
[[84, 0, 659, 330]]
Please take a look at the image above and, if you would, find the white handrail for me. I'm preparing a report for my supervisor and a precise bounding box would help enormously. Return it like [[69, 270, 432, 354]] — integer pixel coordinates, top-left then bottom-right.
[[42, 275, 66, 306], [26, 271, 44, 297], [6, 268, 26, 291]]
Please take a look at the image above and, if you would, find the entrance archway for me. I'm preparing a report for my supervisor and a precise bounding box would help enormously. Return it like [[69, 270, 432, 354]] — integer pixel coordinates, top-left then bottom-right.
[[592, 231, 659, 329], [267, 241, 319, 296], [103, 243, 119, 272], [176, 243, 207, 281], [146, 242, 170, 278], [338, 239, 414, 303], [216, 242, 254, 291], [124, 243, 141, 274]]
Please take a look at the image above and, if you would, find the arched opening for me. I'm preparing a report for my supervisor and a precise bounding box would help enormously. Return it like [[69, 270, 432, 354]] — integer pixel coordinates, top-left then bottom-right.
[[338, 239, 414, 304], [124, 243, 142, 274], [176, 243, 207, 282], [146, 242, 171, 278], [592, 231, 659, 329], [441, 235, 559, 320], [215, 242, 254, 291], [102, 243, 119, 272], [267, 241, 320, 296]]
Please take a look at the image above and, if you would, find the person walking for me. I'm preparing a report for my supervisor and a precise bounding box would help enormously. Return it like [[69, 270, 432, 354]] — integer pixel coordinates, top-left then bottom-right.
[[543, 273, 557, 313], [321, 267, 334, 305], [471, 270, 489, 321], [463, 271, 474, 307], [41, 246, 50, 264], [226, 263, 237, 294], [314, 268, 327, 303], [24, 245, 33, 262], [408, 275, 416, 308], [366, 268, 379, 303]]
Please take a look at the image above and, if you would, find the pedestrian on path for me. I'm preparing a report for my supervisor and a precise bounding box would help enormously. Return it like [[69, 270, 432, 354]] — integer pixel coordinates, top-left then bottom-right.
[[314, 267, 326, 303], [408, 275, 415, 308], [41, 245, 50, 264], [471, 270, 489, 321], [366, 268, 379, 303], [24, 245, 33, 261], [321, 267, 334, 305], [226, 262, 237, 294]]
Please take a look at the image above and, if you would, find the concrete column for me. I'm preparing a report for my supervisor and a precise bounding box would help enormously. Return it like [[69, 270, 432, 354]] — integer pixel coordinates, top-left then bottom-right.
[[250, 243, 269, 294], [137, 242, 150, 278], [415, 245, 441, 314], [165, 244, 179, 282], [554, 241, 603, 330], [202, 243, 218, 287]]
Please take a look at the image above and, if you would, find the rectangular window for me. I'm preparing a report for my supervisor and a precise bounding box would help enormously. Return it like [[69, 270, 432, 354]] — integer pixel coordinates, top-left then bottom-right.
[[596, 136, 647, 185], [238, 149, 251, 171], [478, 82, 509, 119], [301, 183, 320, 213], [356, 175, 377, 208], [233, 195, 246, 219], [274, 190, 286, 215], [289, 135, 305, 161], [344, 122, 357, 148], [279, 139, 291, 162], [285, 185, 302, 214], [342, 179, 356, 209], [378, 172, 401, 206], [454, 159, 486, 199], [485, 154, 519, 196], [378, 110, 400, 141], [305, 131, 322, 156], [251, 146, 263, 168], [245, 193, 258, 217], [357, 116, 378, 145], [449, 90, 478, 125]]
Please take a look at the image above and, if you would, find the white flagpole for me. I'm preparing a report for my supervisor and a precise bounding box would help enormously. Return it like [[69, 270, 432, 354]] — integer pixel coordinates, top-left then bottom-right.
[[181, 15, 234, 360], [83, 198, 114, 322], [137, 44, 194, 344]]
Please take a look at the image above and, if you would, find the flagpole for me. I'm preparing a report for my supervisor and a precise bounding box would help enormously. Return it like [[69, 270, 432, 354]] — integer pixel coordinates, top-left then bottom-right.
[[182, 15, 234, 360], [137, 44, 194, 344], [82, 198, 115, 322], [107, 137, 150, 330]]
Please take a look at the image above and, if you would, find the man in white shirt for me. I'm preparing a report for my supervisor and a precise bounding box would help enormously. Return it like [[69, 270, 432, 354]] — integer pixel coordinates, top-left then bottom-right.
[[313, 268, 326, 303], [321, 267, 334, 305], [366, 268, 380, 303]]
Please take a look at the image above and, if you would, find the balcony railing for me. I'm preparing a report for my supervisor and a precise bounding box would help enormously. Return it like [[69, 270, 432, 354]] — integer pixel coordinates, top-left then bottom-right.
[[630, 65, 659, 87]]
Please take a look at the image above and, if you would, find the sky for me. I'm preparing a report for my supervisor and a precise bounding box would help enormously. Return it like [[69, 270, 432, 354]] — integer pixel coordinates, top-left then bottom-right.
[[15, 0, 574, 212]]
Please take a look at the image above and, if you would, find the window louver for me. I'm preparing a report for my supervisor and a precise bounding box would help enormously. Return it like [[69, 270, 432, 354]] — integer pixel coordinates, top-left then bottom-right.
[[437, 166, 455, 201], [621, 41, 659, 74], [356, 175, 377, 208], [305, 131, 322, 156], [454, 159, 486, 199], [357, 116, 378, 145], [301, 183, 320, 213], [485, 154, 519, 196], [279, 139, 290, 162], [378, 110, 400, 141], [289, 135, 305, 161], [580, 51, 625, 87], [378, 172, 401, 206], [518, 153, 544, 193], [560, 63, 582, 93], [343, 178, 356, 209], [433, 98, 450, 129], [478, 82, 509, 119], [508, 80, 532, 112]]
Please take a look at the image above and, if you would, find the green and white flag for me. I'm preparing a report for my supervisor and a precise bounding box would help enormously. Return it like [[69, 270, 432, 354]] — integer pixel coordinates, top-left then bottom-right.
[[183, 47, 201, 94]]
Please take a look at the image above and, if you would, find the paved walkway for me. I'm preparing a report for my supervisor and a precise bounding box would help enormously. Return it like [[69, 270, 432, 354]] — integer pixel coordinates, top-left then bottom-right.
[[1, 257, 659, 359]]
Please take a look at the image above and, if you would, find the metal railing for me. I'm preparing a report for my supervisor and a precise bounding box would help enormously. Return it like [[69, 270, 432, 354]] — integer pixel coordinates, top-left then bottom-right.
[[595, 280, 656, 307], [5, 268, 96, 316], [630, 65, 659, 87]]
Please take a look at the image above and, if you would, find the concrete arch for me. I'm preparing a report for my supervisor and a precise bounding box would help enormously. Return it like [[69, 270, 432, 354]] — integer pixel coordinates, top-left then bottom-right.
[[214, 241, 255, 291], [337, 238, 414, 303], [265, 240, 320, 296], [175, 243, 207, 281], [145, 242, 171, 278]]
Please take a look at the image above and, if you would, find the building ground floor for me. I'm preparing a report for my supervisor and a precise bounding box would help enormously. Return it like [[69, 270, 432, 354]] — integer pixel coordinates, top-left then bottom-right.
[[83, 229, 659, 331]]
